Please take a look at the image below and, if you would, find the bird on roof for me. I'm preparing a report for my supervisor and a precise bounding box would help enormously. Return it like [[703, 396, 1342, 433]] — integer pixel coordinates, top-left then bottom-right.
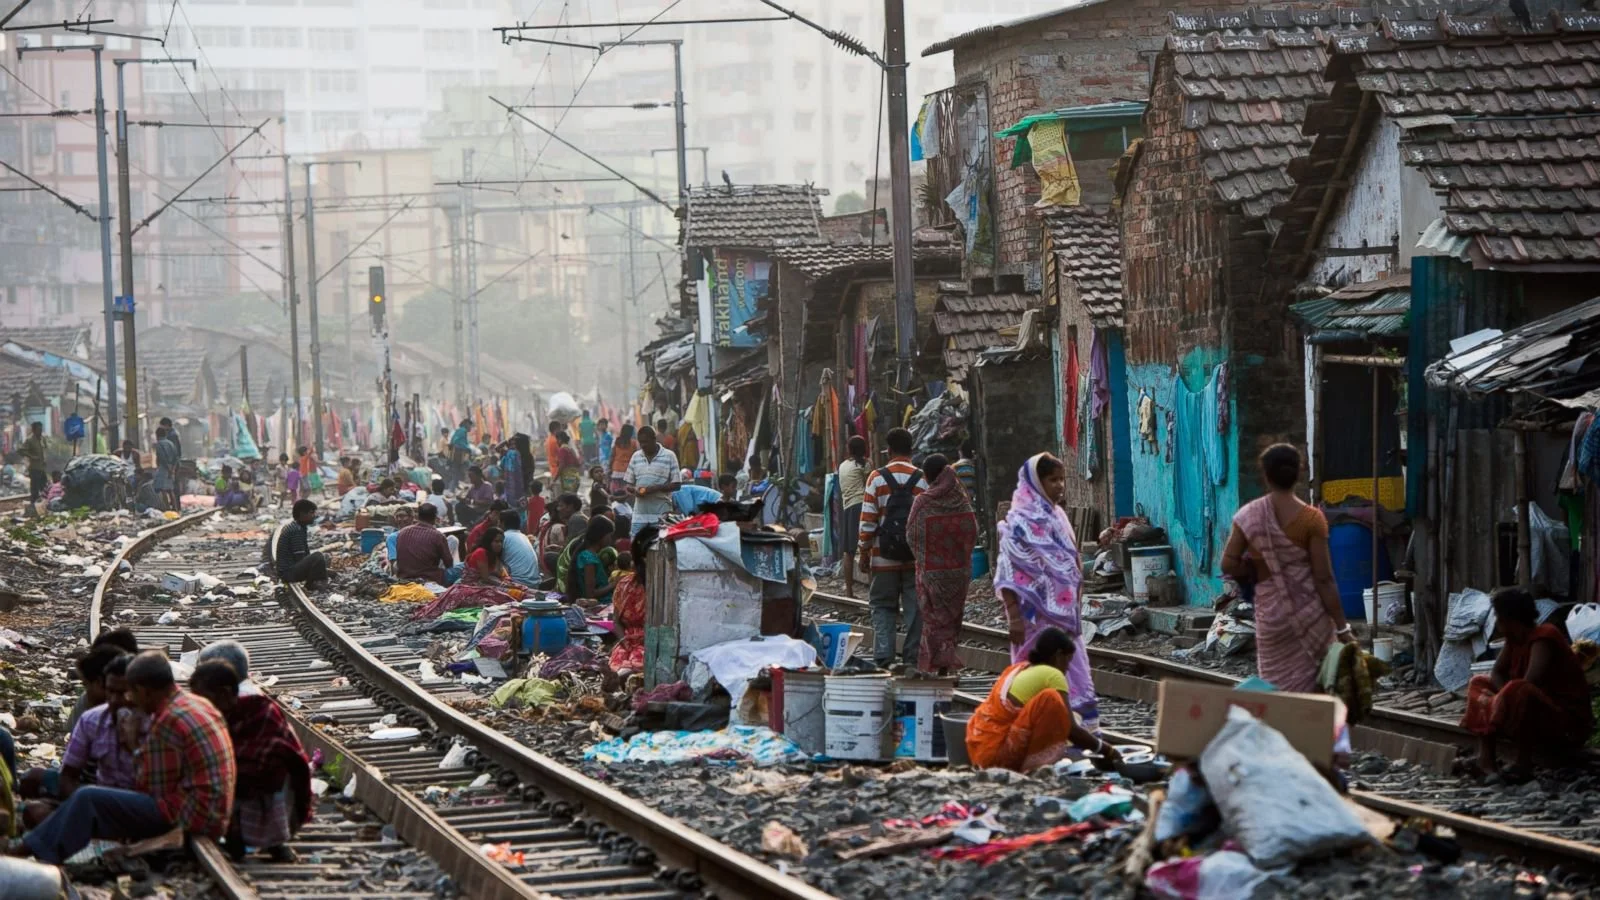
[[721, 170, 733, 194]]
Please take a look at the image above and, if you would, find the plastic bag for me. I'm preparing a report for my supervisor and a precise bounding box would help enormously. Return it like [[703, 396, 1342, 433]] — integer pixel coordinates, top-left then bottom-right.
[[1066, 785, 1135, 822], [546, 392, 581, 423], [1569, 603, 1600, 645], [1146, 850, 1271, 900], [1199, 706, 1372, 867], [1153, 766, 1218, 842], [1442, 589, 1491, 642]]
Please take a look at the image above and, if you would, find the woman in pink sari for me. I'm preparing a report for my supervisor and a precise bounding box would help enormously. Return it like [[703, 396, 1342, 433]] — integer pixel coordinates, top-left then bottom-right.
[[994, 453, 1098, 731], [1222, 443, 1355, 692]]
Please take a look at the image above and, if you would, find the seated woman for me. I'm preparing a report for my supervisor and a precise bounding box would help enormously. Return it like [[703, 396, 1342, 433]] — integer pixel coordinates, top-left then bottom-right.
[[1463, 588, 1594, 780], [966, 627, 1122, 772], [565, 517, 618, 609], [214, 465, 252, 511], [190, 661, 311, 862], [411, 526, 518, 621], [607, 527, 656, 676]]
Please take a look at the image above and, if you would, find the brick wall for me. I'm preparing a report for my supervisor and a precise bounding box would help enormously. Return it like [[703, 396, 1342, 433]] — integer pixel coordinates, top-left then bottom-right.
[[950, 0, 1257, 279], [972, 352, 1057, 546]]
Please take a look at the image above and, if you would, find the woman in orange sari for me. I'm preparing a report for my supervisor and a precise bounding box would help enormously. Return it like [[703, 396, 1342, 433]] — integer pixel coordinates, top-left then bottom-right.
[[1221, 443, 1355, 692], [966, 627, 1120, 771], [608, 525, 658, 675]]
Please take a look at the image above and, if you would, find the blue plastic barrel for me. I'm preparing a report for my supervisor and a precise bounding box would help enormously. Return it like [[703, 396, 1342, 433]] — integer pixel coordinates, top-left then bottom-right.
[[1328, 522, 1393, 620], [360, 528, 386, 555], [522, 610, 569, 655], [971, 547, 990, 580]]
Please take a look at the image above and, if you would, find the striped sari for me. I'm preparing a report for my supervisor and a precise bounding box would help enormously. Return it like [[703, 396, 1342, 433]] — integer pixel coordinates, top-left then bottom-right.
[[1233, 497, 1334, 692]]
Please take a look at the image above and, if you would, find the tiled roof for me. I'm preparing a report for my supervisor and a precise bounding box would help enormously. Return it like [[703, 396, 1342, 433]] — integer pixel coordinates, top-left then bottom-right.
[[1333, 12, 1600, 269], [682, 185, 824, 250], [772, 236, 962, 279], [0, 355, 70, 402], [1042, 206, 1123, 327], [933, 292, 1045, 377], [0, 326, 90, 359], [141, 347, 208, 404], [1166, 8, 1398, 228]]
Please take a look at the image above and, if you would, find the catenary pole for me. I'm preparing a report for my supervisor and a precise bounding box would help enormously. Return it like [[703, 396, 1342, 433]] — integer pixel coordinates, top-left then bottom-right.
[[884, 0, 916, 394]]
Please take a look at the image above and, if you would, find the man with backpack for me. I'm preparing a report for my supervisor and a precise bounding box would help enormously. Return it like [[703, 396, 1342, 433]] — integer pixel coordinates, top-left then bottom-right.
[[857, 427, 927, 669]]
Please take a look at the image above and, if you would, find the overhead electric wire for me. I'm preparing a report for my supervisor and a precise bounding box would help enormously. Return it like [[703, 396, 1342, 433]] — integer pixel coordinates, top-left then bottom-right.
[[494, 98, 671, 210]]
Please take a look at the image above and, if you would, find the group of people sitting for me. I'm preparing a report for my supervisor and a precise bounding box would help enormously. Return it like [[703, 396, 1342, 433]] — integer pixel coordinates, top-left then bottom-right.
[[3, 630, 311, 865]]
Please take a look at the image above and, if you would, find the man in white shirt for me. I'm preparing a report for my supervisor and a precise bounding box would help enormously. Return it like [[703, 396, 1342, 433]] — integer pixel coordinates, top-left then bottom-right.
[[497, 510, 540, 587], [623, 425, 680, 537]]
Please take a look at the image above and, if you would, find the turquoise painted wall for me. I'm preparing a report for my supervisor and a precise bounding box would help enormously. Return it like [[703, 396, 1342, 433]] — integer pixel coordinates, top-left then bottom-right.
[[1124, 346, 1240, 606]]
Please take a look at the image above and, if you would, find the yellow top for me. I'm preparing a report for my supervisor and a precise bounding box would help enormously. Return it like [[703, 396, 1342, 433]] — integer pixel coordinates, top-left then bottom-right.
[[1007, 663, 1069, 706]]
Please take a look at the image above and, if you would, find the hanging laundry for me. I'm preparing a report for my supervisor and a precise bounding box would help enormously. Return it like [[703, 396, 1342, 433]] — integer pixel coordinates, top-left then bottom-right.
[[1064, 337, 1081, 450], [1138, 392, 1157, 454], [1089, 331, 1110, 419], [1027, 119, 1083, 207]]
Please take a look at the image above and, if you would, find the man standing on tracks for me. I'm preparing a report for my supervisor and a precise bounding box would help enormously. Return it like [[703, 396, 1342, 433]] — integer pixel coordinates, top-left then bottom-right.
[[21, 421, 47, 515], [622, 425, 679, 538], [858, 427, 927, 671], [14, 650, 236, 863]]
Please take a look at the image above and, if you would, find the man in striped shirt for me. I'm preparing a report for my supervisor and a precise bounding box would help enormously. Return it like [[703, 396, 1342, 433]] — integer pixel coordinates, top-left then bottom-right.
[[857, 427, 927, 669]]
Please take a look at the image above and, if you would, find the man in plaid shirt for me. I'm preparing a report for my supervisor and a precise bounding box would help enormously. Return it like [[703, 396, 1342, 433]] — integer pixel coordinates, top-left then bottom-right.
[[20, 651, 236, 863]]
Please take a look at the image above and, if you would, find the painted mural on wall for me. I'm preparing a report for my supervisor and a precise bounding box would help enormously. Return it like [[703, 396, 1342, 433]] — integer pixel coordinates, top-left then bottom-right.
[[711, 250, 770, 348]]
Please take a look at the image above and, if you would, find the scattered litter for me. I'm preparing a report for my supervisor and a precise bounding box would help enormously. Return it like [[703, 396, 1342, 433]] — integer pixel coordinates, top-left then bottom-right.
[[156, 610, 181, 625], [760, 821, 808, 858], [1145, 849, 1271, 899], [478, 842, 525, 867], [584, 726, 809, 767], [1199, 707, 1371, 867], [440, 743, 472, 769], [369, 727, 422, 741], [1066, 785, 1136, 822]]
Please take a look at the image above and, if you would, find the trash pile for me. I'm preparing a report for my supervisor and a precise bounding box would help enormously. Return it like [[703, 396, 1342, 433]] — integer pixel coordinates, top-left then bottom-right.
[[58, 455, 133, 512]]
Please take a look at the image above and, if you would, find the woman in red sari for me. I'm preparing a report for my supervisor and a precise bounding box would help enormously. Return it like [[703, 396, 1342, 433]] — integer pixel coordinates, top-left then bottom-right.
[[191, 661, 311, 862], [1463, 588, 1593, 780], [966, 627, 1120, 771], [608, 525, 658, 676], [906, 454, 977, 674], [1222, 444, 1355, 692]]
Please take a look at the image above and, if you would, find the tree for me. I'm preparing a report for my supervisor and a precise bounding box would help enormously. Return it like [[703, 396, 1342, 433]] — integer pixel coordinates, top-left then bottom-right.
[[833, 192, 867, 215]]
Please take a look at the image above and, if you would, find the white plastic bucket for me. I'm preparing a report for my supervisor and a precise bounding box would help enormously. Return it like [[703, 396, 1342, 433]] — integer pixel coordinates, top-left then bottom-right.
[[1362, 581, 1407, 624], [1128, 545, 1173, 602], [782, 670, 827, 756], [824, 675, 891, 760], [1371, 637, 1394, 663], [892, 678, 957, 761]]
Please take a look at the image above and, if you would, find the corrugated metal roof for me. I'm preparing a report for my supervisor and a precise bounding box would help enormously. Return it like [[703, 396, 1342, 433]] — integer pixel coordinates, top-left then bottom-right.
[[1291, 288, 1410, 341], [1416, 217, 1471, 261], [996, 101, 1149, 138], [1426, 293, 1600, 405], [921, 1, 1112, 57]]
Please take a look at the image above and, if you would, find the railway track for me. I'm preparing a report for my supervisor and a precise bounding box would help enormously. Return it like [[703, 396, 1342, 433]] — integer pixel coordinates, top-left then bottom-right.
[[91, 511, 832, 900], [0, 492, 34, 514], [810, 588, 1600, 871]]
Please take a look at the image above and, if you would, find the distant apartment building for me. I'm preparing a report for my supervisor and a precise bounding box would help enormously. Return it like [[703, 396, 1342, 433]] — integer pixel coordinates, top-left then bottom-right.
[[144, 0, 520, 153]]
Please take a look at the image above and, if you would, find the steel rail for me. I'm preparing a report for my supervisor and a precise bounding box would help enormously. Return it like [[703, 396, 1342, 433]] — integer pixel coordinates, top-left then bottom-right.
[[282, 580, 837, 900], [88, 508, 218, 643]]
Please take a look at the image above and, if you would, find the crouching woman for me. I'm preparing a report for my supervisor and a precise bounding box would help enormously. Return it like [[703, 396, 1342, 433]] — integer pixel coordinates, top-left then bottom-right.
[[965, 627, 1121, 771]]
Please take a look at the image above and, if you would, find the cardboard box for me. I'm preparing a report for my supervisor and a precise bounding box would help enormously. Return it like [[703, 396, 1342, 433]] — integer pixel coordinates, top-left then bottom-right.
[[160, 572, 200, 595], [1154, 679, 1343, 769]]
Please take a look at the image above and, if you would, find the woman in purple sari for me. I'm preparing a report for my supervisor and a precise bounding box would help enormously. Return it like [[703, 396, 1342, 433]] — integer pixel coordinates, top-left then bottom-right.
[[994, 453, 1098, 732]]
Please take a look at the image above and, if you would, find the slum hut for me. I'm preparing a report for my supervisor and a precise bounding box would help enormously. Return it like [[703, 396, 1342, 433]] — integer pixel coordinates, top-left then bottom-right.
[[993, 99, 1144, 528], [1293, 12, 1600, 671], [766, 236, 962, 478], [1427, 297, 1600, 608], [675, 184, 826, 475]]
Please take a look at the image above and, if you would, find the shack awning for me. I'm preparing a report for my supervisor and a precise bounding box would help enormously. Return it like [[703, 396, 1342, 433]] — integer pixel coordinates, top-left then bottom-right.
[[1291, 274, 1411, 344], [1426, 293, 1600, 410]]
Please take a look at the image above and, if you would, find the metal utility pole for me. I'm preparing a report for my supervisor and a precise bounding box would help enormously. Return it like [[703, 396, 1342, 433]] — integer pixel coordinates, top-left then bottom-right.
[[462, 149, 480, 403], [115, 57, 195, 447], [302, 159, 360, 456], [280, 156, 303, 449], [622, 204, 638, 404], [884, 0, 916, 393], [448, 205, 466, 410], [336, 231, 352, 392], [597, 41, 689, 206]]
